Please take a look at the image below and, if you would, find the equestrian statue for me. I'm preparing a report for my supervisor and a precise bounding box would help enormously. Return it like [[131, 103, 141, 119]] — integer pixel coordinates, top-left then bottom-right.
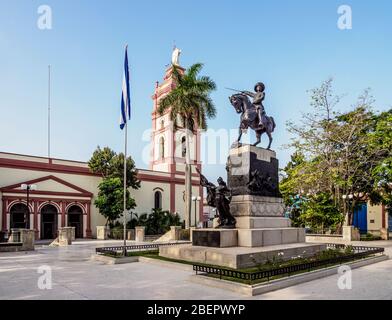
[[228, 82, 276, 149]]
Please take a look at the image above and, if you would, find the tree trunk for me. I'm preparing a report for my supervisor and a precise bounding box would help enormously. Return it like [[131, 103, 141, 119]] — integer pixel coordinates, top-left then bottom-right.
[[184, 123, 192, 229]]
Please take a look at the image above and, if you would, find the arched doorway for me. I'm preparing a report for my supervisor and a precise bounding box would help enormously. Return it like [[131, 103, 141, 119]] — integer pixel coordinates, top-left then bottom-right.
[[41, 204, 58, 239], [67, 205, 83, 238], [10, 203, 29, 229]]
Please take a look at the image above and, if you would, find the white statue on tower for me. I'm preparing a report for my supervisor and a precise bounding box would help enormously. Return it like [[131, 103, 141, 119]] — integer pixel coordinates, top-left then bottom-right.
[[171, 46, 181, 66]]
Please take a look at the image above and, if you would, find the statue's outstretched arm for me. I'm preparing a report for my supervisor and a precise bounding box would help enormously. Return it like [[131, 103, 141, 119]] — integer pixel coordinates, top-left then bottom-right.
[[242, 91, 255, 97], [196, 167, 214, 187]]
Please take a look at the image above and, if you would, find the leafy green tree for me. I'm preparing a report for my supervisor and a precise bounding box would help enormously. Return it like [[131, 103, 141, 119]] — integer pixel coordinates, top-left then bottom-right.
[[301, 193, 344, 232], [94, 178, 136, 225], [88, 146, 140, 189], [88, 147, 140, 225], [369, 109, 392, 207], [285, 80, 392, 226], [158, 63, 216, 228]]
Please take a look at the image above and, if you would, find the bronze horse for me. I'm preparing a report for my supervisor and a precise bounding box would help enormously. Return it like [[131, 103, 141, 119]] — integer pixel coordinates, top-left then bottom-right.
[[229, 93, 276, 149]]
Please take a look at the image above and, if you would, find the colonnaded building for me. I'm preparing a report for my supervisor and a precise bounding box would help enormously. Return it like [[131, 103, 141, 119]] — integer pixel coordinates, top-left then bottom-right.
[[0, 62, 203, 240]]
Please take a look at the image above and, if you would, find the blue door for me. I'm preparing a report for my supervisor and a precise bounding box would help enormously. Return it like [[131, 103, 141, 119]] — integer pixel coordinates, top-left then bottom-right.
[[353, 203, 367, 234]]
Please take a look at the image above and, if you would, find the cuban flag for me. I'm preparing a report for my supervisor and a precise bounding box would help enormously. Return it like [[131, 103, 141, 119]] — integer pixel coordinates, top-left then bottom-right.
[[120, 46, 131, 129]]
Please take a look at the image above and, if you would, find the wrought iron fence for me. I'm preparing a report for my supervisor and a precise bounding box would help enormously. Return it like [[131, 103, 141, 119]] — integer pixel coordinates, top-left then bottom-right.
[[95, 241, 191, 257], [193, 244, 384, 285]]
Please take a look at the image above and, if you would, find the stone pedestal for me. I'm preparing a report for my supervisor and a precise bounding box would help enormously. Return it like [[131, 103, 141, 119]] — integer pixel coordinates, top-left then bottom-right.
[[9, 229, 35, 251], [230, 195, 285, 217], [235, 216, 291, 229], [135, 226, 145, 242], [192, 229, 238, 248], [343, 226, 360, 242], [380, 228, 389, 240], [58, 227, 74, 246], [227, 145, 280, 198], [170, 226, 182, 241], [9, 229, 22, 243], [160, 243, 326, 269], [160, 145, 322, 269], [96, 226, 110, 240], [237, 228, 305, 247], [127, 229, 135, 240]]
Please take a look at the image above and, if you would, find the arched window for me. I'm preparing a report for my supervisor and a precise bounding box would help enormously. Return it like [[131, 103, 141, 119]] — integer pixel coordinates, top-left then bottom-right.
[[10, 203, 29, 229], [160, 120, 164, 129], [154, 191, 162, 210], [181, 136, 186, 158], [159, 137, 165, 159]]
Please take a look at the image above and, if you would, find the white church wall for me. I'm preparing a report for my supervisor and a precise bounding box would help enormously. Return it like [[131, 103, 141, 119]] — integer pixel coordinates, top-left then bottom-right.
[[129, 180, 171, 216]]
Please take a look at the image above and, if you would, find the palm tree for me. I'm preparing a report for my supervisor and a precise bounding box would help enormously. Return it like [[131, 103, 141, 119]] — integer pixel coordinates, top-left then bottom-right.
[[158, 63, 217, 229]]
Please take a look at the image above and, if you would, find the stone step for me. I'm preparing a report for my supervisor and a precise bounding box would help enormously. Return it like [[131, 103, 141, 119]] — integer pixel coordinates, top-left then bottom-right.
[[159, 242, 326, 269], [235, 217, 291, 229], [238, 228, 305, 247]]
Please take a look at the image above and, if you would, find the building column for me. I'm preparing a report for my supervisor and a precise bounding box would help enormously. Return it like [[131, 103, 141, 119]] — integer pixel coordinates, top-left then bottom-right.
[[86, 202, 92, 238], [61, 202, 66, 228], [33, 201, 39, 240], [2, 199, 6, 231], [6, 212, 10, 231]]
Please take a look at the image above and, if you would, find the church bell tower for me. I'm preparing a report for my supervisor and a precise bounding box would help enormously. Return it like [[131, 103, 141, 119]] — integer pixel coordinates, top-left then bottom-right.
[[149, 49, 201, 175]]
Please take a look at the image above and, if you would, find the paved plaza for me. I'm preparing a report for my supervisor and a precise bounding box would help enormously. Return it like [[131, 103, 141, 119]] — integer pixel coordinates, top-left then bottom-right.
[[0, 240, 392, 300]]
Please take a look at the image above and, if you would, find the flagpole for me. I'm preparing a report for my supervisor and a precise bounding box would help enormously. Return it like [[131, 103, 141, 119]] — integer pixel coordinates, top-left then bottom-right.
[[122, 44, 129, 257], [123, 120, 127, 256], [48, 65, 51, 159]]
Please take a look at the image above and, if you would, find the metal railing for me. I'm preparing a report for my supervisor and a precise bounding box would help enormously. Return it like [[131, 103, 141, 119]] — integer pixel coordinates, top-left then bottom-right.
[[95, 241, 191, 257], [193, 244, 384, 285]]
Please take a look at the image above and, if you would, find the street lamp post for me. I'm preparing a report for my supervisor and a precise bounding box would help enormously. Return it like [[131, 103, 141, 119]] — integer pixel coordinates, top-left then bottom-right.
[[20, 184, 37, 229], [192, 196, 202, 228]]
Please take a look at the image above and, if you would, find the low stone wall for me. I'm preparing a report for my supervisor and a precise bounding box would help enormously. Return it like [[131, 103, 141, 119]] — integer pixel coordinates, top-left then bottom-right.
[[4, 229, 35, 251], [306, 226, 362, 244], [306, 234, 346, 244], [0, 243, 23, 252], [58, 227, 74, 246], [135, 226, 145, 242], [96, 226, 110, 240]]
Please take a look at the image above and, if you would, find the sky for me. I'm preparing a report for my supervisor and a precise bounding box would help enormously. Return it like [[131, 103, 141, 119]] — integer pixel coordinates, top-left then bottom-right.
[[0, 0, 391, 181]]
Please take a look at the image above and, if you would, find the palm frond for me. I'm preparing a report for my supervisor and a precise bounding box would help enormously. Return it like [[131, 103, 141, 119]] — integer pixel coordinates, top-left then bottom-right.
[[157, 62, 216, 132], [186, 63, 204, 80]]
